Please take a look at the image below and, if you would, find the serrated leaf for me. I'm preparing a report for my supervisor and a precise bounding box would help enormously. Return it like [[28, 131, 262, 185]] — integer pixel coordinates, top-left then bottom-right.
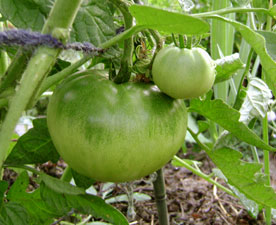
[[211, 16, 276, 96], [129, 5, 209, 35], [214, 53, 245, 83], [207, 147, 276, 208], [40, 182, 129, 225], [239, 77, 272, 124], [189, 98, 276, 151], [0, 202, 30, 225], [0, 0, 48, 31], [5, 118, 60, 165], [7, 171, 57, 224], [71, 169, 96, 190], [71, 0, 120, 58], [39, 173, 85, 195]]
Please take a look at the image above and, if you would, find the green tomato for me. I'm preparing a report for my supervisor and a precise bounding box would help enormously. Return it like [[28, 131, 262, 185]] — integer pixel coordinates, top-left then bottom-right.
[[47, 70, 187, 182], [152, 46, 216, 99]]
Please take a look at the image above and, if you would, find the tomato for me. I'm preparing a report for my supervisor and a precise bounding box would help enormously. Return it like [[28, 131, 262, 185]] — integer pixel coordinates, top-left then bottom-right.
[[47, 70, 187, 182], [152, 46, 216, 99]]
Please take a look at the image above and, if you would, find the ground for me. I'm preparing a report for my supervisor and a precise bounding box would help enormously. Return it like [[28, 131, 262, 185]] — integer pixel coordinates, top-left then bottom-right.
[[3, 150, 276, 225]]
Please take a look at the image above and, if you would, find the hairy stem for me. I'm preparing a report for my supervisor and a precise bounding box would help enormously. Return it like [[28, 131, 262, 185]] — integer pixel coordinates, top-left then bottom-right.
[[0, 0, 83, 171], [153, 168, 169, 225]]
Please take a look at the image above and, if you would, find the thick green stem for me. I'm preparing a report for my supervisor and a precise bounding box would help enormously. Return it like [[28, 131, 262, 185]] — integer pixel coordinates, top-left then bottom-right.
[[0, 0, 83, 171], [109, 0, 133, 84], [173, 156, 235, 196], [153, 168, 169, 225]]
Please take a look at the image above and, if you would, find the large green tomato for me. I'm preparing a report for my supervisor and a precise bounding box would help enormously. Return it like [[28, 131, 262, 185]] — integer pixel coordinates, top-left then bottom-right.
[[47, 70, 187, 182], [152, 46, 216, 99]]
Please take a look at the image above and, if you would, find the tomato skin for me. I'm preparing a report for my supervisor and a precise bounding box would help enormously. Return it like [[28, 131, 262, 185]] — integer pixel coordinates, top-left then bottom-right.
[[47, 70, 187, 182], [152, 46, 216, 99]]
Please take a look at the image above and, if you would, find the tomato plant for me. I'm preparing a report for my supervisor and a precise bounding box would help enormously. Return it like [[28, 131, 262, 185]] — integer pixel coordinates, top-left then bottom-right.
[[152, 46, 216, 99], [47, 70, 187, 182]]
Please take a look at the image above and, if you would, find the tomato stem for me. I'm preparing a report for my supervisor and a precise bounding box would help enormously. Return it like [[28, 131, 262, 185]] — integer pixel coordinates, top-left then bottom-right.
[[153, 168, 169, 225]]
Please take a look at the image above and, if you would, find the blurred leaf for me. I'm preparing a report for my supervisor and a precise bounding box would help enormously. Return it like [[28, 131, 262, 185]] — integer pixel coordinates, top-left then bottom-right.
[[211, 16, 276, 96], [230, 0, 251, 7], [197, 120, 210, 133], [7, 171, 57, 224], [178, 0, 195, 12], [5, 118, 60, 165], [186, 113, 211, 143], [0, 0, 49, 31], [0, 202, 29, 225], [214, 53, 245, 84], [239, 77, 272, 124], [40, 182, 129, 225], [39, 173, 85, 195], [71, 169, 96, 190], [129, 5, 210, 35], [105, 193, 151, 204], [189, 98, 276, 151], [207, 147, 276, 208], [257, 31, 276, 61]]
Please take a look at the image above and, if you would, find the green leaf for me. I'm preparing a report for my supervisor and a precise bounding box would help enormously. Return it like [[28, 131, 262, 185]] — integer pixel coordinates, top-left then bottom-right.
[[129, 5, 209, 35], [5, 118, 60, 165], [40, 182, 129, 225], [207, 147, 276, 208], [71, 0, 120, 58], [197, 120, 210, 134], [0, 0, 49, 31], [7, 171, 57, 224], [214, 53, 245, 84], [210, 16, 276, 96], [189, 98, 276, 151], [71, 169, 96, 190], [0, 202, 30, 225], [39, 173, 86, 195]]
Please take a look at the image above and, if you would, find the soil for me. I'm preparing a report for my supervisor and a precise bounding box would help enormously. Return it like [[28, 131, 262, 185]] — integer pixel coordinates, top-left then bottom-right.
[[3, 150, 276, 225]]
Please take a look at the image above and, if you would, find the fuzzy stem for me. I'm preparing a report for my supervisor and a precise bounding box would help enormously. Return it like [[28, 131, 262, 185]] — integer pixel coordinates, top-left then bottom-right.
[[153, 168, 169, 225], [0, 0, 83, 171], [178, 35, 185, 48]]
